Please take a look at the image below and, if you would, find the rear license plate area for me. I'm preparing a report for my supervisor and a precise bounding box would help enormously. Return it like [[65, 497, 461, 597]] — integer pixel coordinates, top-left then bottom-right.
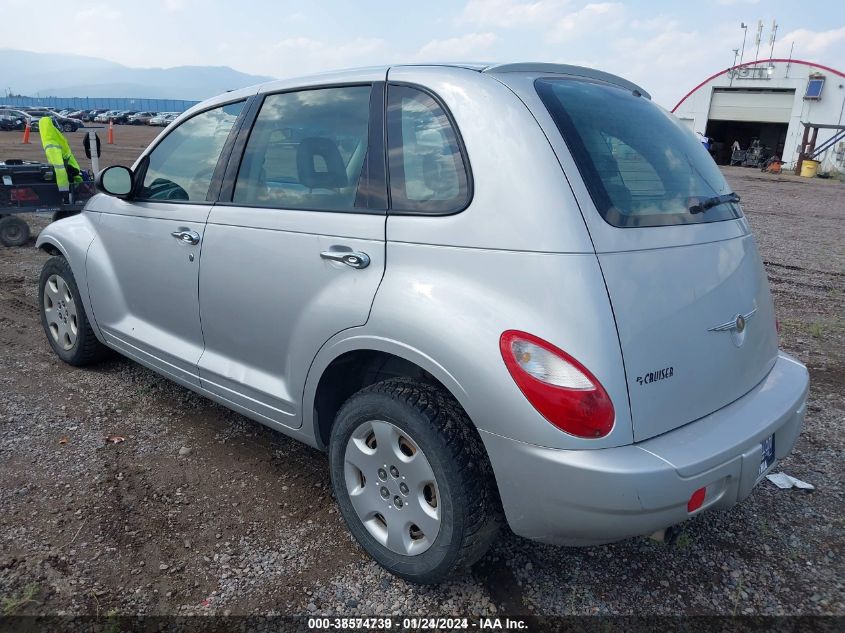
[[757, 434, 775, 480]]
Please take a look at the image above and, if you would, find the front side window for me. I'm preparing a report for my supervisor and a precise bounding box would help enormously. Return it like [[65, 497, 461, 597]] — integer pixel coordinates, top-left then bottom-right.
[[140, 101, 244, 202], [233, 86, 372, 211], [536, 78, 742, 228], [386, 85, 470, 214]]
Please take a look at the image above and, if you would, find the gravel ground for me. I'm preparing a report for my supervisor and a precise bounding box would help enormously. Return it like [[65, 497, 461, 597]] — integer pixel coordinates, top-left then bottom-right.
[[0, 161, 842, 617]]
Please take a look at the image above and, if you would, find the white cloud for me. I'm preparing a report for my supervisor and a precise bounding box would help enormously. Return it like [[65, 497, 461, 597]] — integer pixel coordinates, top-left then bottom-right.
[[459, 0, 570, 28], [262, 37, 389, 76], [775, 26, 845, 57], [547, 2, 625, 41], [77, 4, 121, 21], [415, 32, 498, 61]]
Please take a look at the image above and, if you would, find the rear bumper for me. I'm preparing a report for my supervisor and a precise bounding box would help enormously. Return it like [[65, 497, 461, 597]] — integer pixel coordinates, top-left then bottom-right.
[[482, 351, 809, 545]]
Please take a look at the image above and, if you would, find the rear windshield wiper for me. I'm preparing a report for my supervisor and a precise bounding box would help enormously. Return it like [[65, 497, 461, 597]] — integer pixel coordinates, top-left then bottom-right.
[[689, 192, 741, 214]]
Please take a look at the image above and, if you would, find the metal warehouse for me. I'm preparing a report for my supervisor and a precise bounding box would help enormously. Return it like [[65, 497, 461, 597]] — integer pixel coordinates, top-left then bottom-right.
[[672, 57, 845, 174]]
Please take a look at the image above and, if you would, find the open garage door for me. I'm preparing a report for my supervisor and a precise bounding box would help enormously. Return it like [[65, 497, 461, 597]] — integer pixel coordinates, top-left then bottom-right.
[[708, 88, 794, 123]]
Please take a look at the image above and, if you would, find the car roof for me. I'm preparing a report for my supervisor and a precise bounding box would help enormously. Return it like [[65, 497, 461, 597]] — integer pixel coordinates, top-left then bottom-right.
[[184, 61, 650, 121], [254, 62, 649, 98]]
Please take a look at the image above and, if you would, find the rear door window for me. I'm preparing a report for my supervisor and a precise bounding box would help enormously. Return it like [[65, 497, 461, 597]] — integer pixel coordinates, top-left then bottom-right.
[[536, 78, 742, 228]]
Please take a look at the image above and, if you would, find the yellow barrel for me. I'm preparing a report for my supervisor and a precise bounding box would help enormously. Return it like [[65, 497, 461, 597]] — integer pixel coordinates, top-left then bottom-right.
[[800, 159, 820, 177]]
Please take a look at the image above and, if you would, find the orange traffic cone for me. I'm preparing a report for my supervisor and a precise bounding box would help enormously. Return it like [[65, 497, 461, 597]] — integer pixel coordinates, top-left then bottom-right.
[[22, 120, 31, 144], [107, 119, 114, 144]]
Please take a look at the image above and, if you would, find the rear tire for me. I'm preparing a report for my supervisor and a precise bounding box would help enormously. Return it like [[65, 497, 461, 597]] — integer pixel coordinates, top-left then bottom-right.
[[39, 256, 110, 366], [0, 216, 30, 247], [329, 378, 501, 584]]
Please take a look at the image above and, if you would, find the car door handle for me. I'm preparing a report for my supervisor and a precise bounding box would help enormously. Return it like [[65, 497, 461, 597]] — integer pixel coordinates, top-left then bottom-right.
[[320, 250, 370, 269], [171, 228, 200, 245]]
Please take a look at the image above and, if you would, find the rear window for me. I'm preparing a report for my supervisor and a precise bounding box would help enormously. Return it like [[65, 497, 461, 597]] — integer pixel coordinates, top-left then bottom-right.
[[536, 78, 742, 228]]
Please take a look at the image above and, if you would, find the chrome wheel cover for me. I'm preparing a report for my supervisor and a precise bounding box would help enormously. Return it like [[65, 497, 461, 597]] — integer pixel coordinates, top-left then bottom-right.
[[344, 420, 441, 556], [43, 274, 79, 351]]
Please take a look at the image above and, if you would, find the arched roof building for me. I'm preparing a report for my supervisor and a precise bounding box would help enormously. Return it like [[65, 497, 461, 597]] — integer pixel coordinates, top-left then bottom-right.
[[672, 58, 845, 173]]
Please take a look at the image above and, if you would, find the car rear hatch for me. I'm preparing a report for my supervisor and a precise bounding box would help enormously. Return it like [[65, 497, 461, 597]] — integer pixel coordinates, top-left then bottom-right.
[[493, 70, 780, 442]]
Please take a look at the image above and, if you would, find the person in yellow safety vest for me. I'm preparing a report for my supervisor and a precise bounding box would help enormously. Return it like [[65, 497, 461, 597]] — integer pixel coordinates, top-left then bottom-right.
[[38, 116, 83, 203]]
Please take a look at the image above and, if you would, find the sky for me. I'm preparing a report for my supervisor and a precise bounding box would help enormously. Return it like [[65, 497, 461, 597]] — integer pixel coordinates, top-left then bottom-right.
[[2, 0, 844, 107]]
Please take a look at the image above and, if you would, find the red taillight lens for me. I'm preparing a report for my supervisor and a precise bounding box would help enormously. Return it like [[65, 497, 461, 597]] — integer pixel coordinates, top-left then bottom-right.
[[500, 330, 615, 438], [687, 487, 706, 513], [11, 187, 38, 203]]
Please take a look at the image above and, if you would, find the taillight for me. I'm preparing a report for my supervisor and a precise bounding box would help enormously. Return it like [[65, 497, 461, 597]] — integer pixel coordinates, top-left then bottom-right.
[[500, 330, 615, 438], [10, 187, 38, 203]]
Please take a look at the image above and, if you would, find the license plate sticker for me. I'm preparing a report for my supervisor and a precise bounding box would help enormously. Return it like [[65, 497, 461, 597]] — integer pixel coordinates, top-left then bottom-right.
[[758, 434, 776, 478]]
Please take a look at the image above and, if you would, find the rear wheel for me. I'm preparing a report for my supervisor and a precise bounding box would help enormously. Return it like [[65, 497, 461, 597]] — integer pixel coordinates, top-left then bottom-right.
[[0, 215, 30, 247], [62, 122, 74, 132], [39, 256, 110, 366], [329, 378, 501, 584]]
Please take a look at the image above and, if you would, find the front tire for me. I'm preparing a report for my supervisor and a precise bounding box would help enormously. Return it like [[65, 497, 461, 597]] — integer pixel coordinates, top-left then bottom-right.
[[39, 256, 110, 366], [329, 378, 501, 584]]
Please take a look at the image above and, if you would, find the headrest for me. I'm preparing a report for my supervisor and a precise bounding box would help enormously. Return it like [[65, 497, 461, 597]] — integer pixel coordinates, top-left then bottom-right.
[[296, 137, 348, 189]]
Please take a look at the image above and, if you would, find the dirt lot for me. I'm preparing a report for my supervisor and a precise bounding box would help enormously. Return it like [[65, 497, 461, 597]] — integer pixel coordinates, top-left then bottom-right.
[[1, 127, 843, 617]]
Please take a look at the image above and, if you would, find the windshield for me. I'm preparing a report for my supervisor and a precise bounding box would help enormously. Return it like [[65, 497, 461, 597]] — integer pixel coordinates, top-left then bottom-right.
[[536, 78, 742, 228]]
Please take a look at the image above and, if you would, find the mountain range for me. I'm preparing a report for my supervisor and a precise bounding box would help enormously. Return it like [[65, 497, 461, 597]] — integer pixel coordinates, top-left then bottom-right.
[[1, 49, 273, 100]]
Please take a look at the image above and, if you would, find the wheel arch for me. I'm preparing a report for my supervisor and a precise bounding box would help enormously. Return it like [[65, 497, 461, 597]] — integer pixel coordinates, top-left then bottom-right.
[[304, 334, 471, 451], [37, 236, 65, 257], [35, 214, 104, 342]]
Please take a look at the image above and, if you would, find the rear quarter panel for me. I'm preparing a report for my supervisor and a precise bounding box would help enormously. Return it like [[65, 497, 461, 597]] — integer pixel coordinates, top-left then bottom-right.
[[306, 243, 635, 450]]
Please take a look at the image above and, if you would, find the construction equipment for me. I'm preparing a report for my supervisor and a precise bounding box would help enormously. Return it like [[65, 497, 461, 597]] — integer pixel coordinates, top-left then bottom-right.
[[0, 160, 94, 246]]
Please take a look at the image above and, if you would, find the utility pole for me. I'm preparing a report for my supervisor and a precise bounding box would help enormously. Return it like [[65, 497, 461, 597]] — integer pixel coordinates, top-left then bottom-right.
[[786, 41, 794, 78], [730, 49, 740, 86], [769, 20, 778, 61]]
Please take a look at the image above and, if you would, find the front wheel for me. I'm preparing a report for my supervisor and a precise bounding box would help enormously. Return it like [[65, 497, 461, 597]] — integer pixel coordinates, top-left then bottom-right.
[[39, 256, 110, 366], [329, 378, 501, 584]]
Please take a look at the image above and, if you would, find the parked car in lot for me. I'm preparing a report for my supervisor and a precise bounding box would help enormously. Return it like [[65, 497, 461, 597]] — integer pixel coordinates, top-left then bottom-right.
[[36, 63, 809, 584], [0, 108, 29, 130], [85, 109, 110, 122], [95, 110, 121, 123], [112, 110, 138, 124], [25, 110, 83, 132], [128, 111, 157, 125], [148, 112, 178, 126]]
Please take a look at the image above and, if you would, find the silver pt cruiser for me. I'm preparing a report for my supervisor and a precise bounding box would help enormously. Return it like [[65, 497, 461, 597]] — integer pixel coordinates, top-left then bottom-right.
[[36, 63, 809, 584]]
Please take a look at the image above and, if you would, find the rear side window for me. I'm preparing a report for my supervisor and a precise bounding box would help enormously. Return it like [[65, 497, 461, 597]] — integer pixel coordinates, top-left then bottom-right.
[[233, 86, 372, 212], [387, 85, 470, 214], [536, 78, 742, 228], [140, 101, 244, 202]]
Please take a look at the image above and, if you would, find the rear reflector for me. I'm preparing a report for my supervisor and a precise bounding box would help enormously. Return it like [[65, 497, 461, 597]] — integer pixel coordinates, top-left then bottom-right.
[[687, 487, 707, 513], [500, 330, 615, 438]]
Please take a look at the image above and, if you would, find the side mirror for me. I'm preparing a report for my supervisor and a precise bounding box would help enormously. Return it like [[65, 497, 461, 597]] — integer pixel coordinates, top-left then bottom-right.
[[96, 165, 134, 198]]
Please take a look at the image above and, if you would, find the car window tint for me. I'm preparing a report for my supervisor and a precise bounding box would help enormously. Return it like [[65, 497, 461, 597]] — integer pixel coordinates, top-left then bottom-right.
[[386, 85, 469, 214], [233, 86, 371, 211], [140, 101, 244, 202], [600, 136, 666, 211], [536, 78, 741, 227]]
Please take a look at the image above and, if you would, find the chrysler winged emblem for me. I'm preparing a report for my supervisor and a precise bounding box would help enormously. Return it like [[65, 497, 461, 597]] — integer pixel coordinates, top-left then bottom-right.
[[708, 308, 757, 346]]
